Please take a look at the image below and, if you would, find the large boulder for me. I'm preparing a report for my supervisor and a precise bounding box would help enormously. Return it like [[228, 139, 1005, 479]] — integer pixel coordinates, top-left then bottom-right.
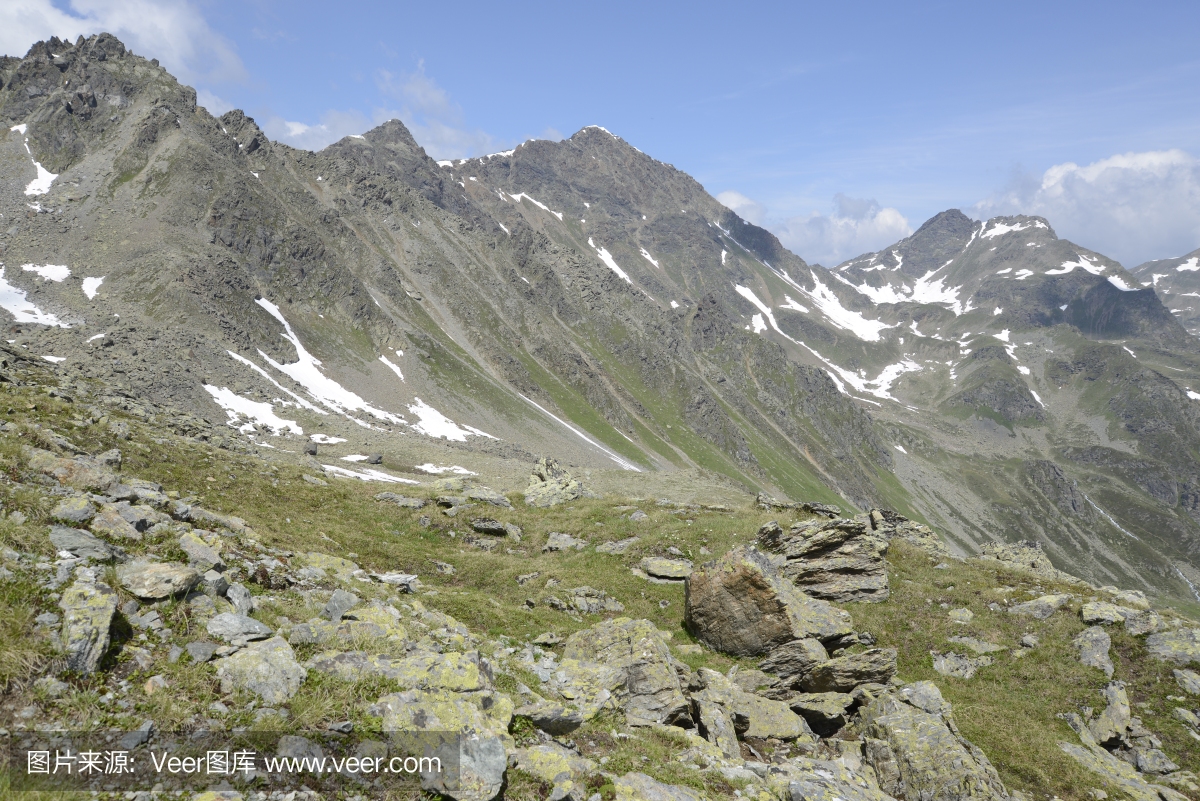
[[684, 546, 853, 656], [214, 637, 306, 704], [861, 681, 1009, 800], [58, 568, 117, 674], [1147, 628, 1200, 665], [117, 561, 201, 600], [691, 668, 813, 743], [1008, 593, 1071, 620], [373, 689, 513, 801], [179, 531, 225, 572], [524, 457, 585, 508], [563, 618, 690, 725], [758, 518, 890, 602], [804, 648, 898, 692]]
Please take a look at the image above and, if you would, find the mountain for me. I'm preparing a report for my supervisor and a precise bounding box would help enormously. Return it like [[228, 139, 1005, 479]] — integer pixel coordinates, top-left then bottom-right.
[[1133, 247, 1200, 336], [4, 34, 1200, 606]]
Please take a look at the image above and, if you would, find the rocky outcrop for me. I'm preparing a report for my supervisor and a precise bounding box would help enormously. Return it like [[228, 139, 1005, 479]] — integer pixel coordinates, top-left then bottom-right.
[[804, 648, 898, 692], [979, 540, 1083, 585], [524, 457, 587, 508], [1074, 626, 1115, 677], [758, 518, 890, 602], [214, 637, 306, 704], [58, 567, 117, 674], [861, 681, 1009, 800], [1147, 628, 1200, 665], [1008, 593, 1071, 620], [684, 546, 853, 656]]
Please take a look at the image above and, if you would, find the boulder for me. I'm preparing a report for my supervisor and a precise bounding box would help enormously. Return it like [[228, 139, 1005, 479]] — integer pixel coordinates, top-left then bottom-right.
[[464, 486, 513, 509], [804, 648, 897, 692], [1174, 669, 1200, 694], [513, 744, 596, 797], [543, 532, 587, 552], [1074, 626, 1114, 678], [306, 650, 489, 693], [375, 492, 426, 509], [513, 700, 586, 735], [787, 692, 855, 734], [780, 755, 900, 801], [58, 568, 117, 674], [980, 540, 1081, 584], [226, 583, 253, 615], [684, 546, 853, 656], [613, 772, 705, 801], [551, 586, 624, 615], [563, 618, 690, 725], [89, 505, 141, 540], [1088, 681, 1131, 747], [178, 531, 225, 572], [1111, 589, 1151, 610], [1125, 610, 1165, 636], [759, 638, 829, 682], [215, 637, 306, 705], [758, 517, 890, 602], [304, 552, 361, 581], [26, 448, 118, 492], [524, 457, 585, 508], [1008, 593, 1071, 620], [931, 651, 993, 680], [861, 681, 1009, 800], [469, 518, 508, 536], [373, 688, 513, 801], [50, 525, 121, 561], [638, 557, 693, 581], [117, 561, 201, 600], [1147, 628, 1200, 665], [323, 588, 360, 621], [596, 537, 639, 554], [207, 612, 274, 643], [52, 497, 96, 524], [1081, 601, 1135, 625]]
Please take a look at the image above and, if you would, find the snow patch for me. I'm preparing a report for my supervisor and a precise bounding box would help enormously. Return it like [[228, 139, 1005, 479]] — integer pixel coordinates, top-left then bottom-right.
[[341, 454, 368, 462], [407, 397, 495, 441], [320, 463, 419, 484], [86, 333, 105, 342], [0, 266, 66, 326], [517, 393, 641, 471], [82, 276, 104, 299], [1176, 257, 1199, 272], [1014, 269, 1034, 280], [379, 354, 404, 382], [310, 434, 346, 444], [203, 384, 303, 436], [22, 264, 69, 282], [1030, 389, 1045, 407], [508, 192, 563, 220], [1046, 254, 1105, 276], [993, 307, 1002, 316], [588, 238, 632, 283], [1107, 275, 1138, 291], [982, 220, 1034, 239], [750, 313, 767, 333], [996, 329, 1010, 342], [779, 296, 809, 313], [639, 248, 660, 268], [42, 355, 65, 363], [414, 463, 476, 475], [670, 300, 679, 309], [1018, 365, 1031, 375], [894, 444, 907, 454], [1188, 391, 1200, 401], [721, 250, 727, 265], [798, 273, 893, 341]]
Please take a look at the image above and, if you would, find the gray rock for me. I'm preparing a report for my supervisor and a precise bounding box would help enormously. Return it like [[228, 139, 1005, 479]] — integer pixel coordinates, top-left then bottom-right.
[[638, 556, 693, 581], [1009, 593, 1071, 620], [931, 651, 993, 679], [215, 637, 306, 704], [513, 700, 586, 735], [116, 561, 201, 600], [323, 588, 360, 621], [946, 636, 1007, 655], [277, 735, 324, 761], [89, 505, 141, 540], [34, 676, 69, 698], [804, 648, 897, 692], [207, 612, 273, 643], [1089, 681, 1131, 746], [1074, 626, 1114, 677], [684, 546, 854, 656], [596, 537, 639, 554], [202, 569, 229, 597], [543, 532, 587, 552], [1146, 628, 1200, 665], [1125, 610, 1164, 636], [758, 517, 890, 603], [119, 719, 154, 750], [375, 492, 426, 509], [470, 517, 508, 536], [58, 569, 117, 674], [465, 485, 513, 508], [226, 583, 253, 615], [1174, 668, 1200, 694], [613, 772, 704, 801], [52, 496, 97, 524], [629, 510, 649, 522], [186, 641, 218, 663], [787, 692, 855, 733], [178, 531, 225, 572], [525, 457, 585, 508], [760, 638, 829, 682], [49, 526, 119, 561], [1081, 602, 1136, 625]]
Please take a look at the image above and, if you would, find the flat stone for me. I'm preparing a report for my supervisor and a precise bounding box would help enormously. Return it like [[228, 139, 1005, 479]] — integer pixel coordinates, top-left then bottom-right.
[[948, 607, 974, 624], [117, 561, 201, 600], [596, 537, 639, 554], [214, 637, 306, 705], [1125, 610, 1165, 636], [543, 532, 587, 552], [374, 492, 426, 509], [684, 546, 853, 656], [946, 636, 1007, 655], [59, 569, 117, 674], [613, 772, 704, 801], [207, 612, 274, 643], [1081, 602, 1136, 625], [638, 557, 693, 581], [931, 651, 993, 679], [1147, 628, 1200, 665], [465, 486, 513, 508], [89, 505, 141, 540], [323, 588, 360, 621], [1074, 626, 1114, 678], [52, 497, 96, 524], [186, 642, 218, 663], [50, 525, 120, 561], [1009, 593, 1071, 620], [1174, 669, 1200, 694], [804, 648, 897, 692]]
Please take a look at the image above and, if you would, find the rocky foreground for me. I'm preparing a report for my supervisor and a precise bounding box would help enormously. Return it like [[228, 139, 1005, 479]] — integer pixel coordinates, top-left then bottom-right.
[[3, 371, 1200, 800]]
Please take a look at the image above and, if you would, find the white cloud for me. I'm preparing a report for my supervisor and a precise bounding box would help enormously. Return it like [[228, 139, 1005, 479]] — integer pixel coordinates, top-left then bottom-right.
[[196, 88, 232, 116], [376, 62, 499, 160], [0, 0, 244, 86], [770, 194, 912, 267], [716, 190, 766, 225], [262, 109, 375, 152], [973, 149, 1200, 266]]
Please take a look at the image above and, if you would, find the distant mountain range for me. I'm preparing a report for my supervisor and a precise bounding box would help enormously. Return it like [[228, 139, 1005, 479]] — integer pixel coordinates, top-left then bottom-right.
[[4, 33, 1200, 605]]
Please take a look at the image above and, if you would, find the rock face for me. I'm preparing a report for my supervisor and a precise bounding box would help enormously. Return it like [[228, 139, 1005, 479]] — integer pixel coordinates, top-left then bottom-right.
[[684, 546, 853, 656], [861, 681, 1009, 800], [563, 617, 690, 724], [117, 561, 202, 600], [524, 457, 586, 508], [804, 648, 897, 692], [757, 518, 890, 602], [691, 668, 813, 744], [58, 568, 117, 674], [214, 637, 306, 704]]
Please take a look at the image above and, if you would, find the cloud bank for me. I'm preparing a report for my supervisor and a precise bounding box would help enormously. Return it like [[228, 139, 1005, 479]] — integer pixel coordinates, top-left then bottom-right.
[[719, 191, 913, 267], [0, 0, 244, 86], [973, 149, 1200, 266]]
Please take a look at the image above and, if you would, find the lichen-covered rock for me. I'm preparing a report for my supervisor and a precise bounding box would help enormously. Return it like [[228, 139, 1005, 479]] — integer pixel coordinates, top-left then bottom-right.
[[543, 532, 587, 552], [26, 448, 118, 492], [58, 568, 117, 674], [207, 612, 274, 643], [512, 743, 596, 794], [288, 603, 410, 646], [117, 560, 201, 600], [1125, 610, 1165, 636], [613, 772, 705, 801], [563, 617, 690, 724], [1074, 626, 1114, 678], [306, 649, 490, 692], [861, 681, 1009, 800], [89, 505, 141, 540], [373, 688, 513, 801], [1008, 593, 1071, 620], [1081, 601, 1136, 625], [1174, 669, 1200, 694], [303, 551, 361, 581], [179, 531, 225, 572], [52, 496, 96, 524], [804, 648, 897, 692], [787, 692, 855, 734], [693, 668, 811, 742], [638, 556, 693, 581], [684, 546, 853, 656], [776, 755, 900, 801], [1147, 628, 1200, 665], [758, 517, 890, 602], [50, 525, 121, 561], [759, 637, 829, 682], [524, 457, 585, 508], [215, 637, 306, 704], [979, 540, 1081, 584], [1111, 589, 1151, 611], [931, 651, 993, 679]]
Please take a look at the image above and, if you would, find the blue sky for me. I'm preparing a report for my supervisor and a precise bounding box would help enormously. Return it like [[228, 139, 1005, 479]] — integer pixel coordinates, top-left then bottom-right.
[[5, 0, 1200, 267]]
